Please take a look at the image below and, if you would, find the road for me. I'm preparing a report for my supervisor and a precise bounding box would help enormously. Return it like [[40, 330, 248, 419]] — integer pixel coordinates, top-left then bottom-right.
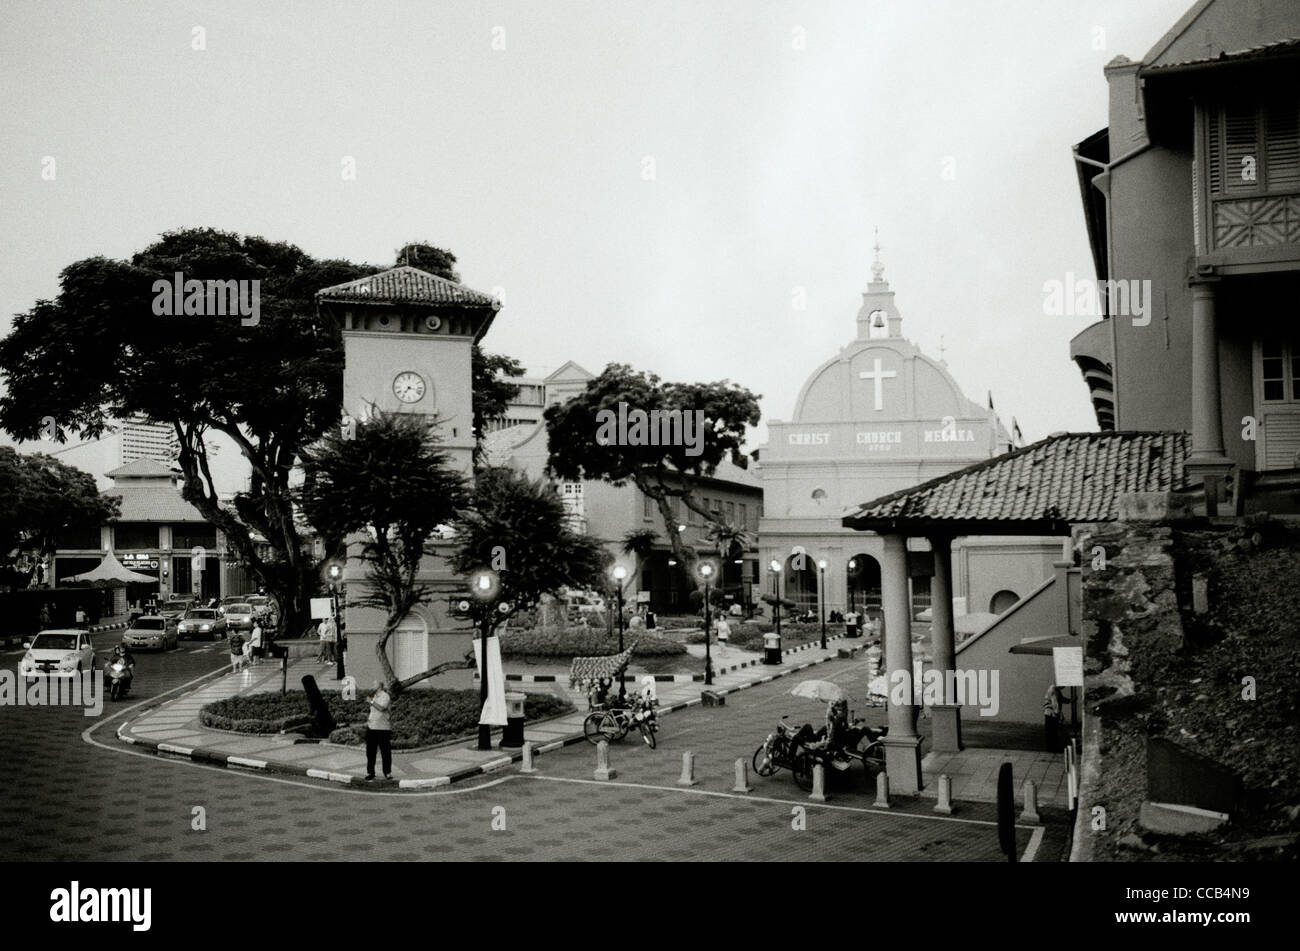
[[0, 634, 1065, 861]]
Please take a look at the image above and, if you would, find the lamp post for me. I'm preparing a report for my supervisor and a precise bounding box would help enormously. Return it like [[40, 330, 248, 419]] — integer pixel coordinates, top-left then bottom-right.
[[327, 562, 345, 681], [848, 559, 857, 616], [817, 559, 828, 649], [612, 564, 628, 698], [469, 568, 500, 751], [698, 561, 715, 685], [768, 559, 782, 642]]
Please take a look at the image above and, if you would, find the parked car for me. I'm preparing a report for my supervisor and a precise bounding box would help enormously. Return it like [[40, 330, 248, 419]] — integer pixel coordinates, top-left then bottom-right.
[[122, 615, 179, 652], [223, 603, 256, 633], [19, 629, 96, 682], [178, 607, 227, 640]]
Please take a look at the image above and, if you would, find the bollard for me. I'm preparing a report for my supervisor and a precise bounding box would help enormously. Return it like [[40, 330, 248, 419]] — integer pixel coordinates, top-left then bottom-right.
[[1020, 780, 1041, 824], [731, 758, 752, 793], [594, 740, 616, 781], [809, 763, 828, 803], [677, 750, 699, 787], [519, 741, 537, 774], [873, 771, 891, 809], [933, 773, 954, 814]]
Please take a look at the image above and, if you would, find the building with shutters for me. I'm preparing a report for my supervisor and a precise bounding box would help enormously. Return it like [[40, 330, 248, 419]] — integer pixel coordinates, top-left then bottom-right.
[[1070, 0, 1300, 515]]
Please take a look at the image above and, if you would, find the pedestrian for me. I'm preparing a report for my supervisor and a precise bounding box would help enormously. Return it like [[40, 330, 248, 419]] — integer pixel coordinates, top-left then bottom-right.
[[319, 615, 337, 663], [365, 682, 393, 781], [229, 631, 247, 673], [38, 604, 51, 629], [716, 616, 730, 645], [1043, 684, 1065, 753], [249, 621, 263, 665]]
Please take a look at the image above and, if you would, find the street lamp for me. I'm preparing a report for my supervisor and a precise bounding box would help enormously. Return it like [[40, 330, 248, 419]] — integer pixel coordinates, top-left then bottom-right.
[[698, 561, 716, 685], [817, 559, 828, 649], [469, 567, 501, 751], [768, 558, 782, 643], [612, 564, 628, 698], [848, 559, 857, 616], [327, 562, 345, 681]]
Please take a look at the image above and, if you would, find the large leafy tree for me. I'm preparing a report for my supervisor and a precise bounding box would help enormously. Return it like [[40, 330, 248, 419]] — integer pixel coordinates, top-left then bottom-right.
[[300, 410, 468, 691], [545, 364, 761, 575], [0, 447, 120, 584], [0, 228, 376, 638]]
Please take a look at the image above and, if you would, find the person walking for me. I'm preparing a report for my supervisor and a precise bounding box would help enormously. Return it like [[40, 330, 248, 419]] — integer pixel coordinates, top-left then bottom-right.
[[365, 683, 393, 781], [38, 604, 51, 629], [228, 631, 247, 673]]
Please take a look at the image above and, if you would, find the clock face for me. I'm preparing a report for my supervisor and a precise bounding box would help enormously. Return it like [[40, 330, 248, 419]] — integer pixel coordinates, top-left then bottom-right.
[[392, 371, 426, 404]]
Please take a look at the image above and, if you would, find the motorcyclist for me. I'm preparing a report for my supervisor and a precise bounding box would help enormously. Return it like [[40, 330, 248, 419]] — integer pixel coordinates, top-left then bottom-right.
[[104, 642, 135, 689]]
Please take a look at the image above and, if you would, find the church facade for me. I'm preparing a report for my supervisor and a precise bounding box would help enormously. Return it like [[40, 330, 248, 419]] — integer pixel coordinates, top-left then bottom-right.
[[758, 252, 1063, 626]]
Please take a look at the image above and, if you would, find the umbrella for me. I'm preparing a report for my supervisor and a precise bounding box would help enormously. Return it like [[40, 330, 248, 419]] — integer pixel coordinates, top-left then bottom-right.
[[790, 679, 847, 702]]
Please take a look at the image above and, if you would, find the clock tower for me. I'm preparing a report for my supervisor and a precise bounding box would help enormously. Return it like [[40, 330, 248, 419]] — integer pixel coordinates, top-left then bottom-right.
[[317, 265, 501, 476], [316, 266, 501, 691]]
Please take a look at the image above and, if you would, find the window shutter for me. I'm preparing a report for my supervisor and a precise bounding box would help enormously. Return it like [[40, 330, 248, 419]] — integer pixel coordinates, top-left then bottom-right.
[[1264, 97, 1300, 190], [1223, 103, 1260, 194], [1207, 108, 1222, 194]]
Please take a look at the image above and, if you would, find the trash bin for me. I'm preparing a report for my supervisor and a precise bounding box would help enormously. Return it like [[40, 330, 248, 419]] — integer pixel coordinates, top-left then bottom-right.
[[502, 691, 526, 748], [645, 611, 656, 630], [762, 632, 782, 665]]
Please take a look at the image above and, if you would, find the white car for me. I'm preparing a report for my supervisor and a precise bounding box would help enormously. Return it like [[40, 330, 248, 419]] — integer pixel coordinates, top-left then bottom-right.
[[20, 629, 97, 682]]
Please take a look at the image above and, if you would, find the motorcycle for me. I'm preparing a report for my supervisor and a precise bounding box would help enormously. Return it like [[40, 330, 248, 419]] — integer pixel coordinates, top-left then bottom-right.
[[104, 657, 134, 701], [752, 715, 887, 791]]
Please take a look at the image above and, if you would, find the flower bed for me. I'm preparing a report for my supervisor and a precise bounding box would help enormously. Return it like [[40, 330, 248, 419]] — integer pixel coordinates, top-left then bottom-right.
[[498, 626, 685, 658], [201, 688, 574, 750]]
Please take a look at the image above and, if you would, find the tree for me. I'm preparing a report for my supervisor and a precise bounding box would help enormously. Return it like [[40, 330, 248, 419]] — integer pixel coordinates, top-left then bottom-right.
[[300, 410, 469, 692], [545, 363, 761, 576], [0, 228, 376, 639], [392, 242, 524, 459], [0, 447, 120, 582], [452, 467, 607, 748]]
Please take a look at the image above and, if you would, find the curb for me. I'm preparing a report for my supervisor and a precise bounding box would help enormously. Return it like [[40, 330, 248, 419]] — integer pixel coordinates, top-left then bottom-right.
[[115, 640, 848, 789]]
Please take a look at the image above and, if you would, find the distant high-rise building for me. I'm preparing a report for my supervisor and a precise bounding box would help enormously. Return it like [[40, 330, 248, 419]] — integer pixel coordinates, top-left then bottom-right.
[[119, 416, 178, 466]]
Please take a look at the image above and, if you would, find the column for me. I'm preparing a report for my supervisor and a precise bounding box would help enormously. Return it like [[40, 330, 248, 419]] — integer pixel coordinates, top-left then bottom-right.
[[1186, 279, 1234, 514], [928, 535, 963, 752], [881, 533, 923, 794]]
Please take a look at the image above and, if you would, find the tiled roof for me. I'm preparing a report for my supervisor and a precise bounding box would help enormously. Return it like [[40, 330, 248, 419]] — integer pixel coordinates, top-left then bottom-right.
[[316, 266, 500, 307], [106, 485, 208, 523], [843, 431, 1189, 530], [107, 458, 177, 479], [1143, 36, 1300, 71]]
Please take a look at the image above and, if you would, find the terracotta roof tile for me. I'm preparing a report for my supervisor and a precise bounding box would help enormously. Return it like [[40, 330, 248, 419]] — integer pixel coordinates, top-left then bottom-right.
[[315, 266, 500, 308], [843, 431, 1190, 529]]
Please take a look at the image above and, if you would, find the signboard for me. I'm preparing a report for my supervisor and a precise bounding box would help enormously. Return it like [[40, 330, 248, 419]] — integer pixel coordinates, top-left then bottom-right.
[[1053, 646, 1084, 687], [636, 591, 651, 603], [310, 597, 334, 620]]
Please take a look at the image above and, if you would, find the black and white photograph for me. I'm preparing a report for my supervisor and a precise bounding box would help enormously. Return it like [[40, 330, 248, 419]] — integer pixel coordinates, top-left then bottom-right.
[[0, 0, 1293, 931]]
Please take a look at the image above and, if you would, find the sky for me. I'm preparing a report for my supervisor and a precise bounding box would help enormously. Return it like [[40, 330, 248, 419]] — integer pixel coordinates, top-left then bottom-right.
[[0, 0, 1196, 465]]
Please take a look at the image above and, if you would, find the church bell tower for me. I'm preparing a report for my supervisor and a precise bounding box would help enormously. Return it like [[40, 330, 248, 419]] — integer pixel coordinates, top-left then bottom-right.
[[856, 232, 902, 340]]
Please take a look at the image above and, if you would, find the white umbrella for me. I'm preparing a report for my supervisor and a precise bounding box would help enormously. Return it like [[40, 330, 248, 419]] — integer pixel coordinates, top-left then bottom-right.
[[790, 679, 847, 702], [473, 634, 508, 726]]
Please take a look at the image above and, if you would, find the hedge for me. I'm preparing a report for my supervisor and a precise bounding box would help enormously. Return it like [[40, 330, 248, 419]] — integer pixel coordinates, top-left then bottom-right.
[[201, 688, 574, 750], [497, 627, 685, 658]]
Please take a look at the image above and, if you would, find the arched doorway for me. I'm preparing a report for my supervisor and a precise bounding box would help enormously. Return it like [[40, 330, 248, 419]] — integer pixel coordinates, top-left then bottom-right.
[[990, 589, 1019, 614], [846, 553, 882, 612], [785, 552, 819, 615]]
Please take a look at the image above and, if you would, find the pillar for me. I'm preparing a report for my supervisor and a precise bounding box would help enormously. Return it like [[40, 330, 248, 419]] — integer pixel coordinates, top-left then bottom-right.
[[881, 533, 923, 794], [1185, 279, 1234, 514], [928, 536, 962, 752]]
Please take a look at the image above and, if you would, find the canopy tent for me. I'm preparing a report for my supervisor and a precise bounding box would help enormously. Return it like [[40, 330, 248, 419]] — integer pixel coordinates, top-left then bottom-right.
[[65, 551, 159, 586]]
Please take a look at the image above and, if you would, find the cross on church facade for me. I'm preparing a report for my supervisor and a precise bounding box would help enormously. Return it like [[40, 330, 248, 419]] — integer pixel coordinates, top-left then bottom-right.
[[859, 358, 897, 411]]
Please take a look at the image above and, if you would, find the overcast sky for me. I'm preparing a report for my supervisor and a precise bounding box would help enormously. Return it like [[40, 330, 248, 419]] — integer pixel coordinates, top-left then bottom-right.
[[0, 0, 1194, 456]]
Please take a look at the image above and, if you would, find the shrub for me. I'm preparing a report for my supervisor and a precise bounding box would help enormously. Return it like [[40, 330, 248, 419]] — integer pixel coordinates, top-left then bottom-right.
[[201, 688, 574, 750], [498, 626, 685, 658]]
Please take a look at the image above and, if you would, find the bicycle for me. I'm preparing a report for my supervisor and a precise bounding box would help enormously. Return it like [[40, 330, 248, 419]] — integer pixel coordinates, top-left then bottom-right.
[[583, 695, 659, 749]]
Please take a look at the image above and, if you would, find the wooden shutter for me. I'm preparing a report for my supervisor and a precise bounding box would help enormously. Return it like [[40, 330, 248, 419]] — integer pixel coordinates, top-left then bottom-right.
[[1223, 103, 1260, 194], [1207, 108, 1222, 194], [1264, 96, 1300, 190]]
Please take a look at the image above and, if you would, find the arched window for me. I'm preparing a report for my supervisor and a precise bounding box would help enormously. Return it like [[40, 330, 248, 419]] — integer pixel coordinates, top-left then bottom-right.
[[990, 590, 1019, 614]]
